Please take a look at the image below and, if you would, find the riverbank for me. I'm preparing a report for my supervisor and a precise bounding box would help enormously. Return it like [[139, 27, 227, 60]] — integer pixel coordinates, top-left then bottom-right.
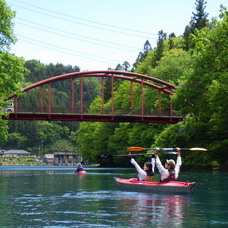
[[0, 157, 45, 166]]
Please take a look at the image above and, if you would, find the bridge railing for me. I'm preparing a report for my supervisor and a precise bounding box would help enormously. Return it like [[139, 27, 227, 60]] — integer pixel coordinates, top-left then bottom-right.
[[12, 106, 182, 117]]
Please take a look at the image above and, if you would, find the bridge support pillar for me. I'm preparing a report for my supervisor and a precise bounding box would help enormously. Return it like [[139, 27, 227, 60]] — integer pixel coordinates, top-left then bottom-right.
[[54, 156, 59, 165], [72, 156, 77, 165], [53, 152, 82, 166], [59, 155, 63, 165], [63, 156, 69, 165]]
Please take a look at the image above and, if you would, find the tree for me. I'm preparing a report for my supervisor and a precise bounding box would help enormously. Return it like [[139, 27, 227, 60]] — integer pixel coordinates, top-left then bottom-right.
[[153, 30, 167, 66], [75, 122, 100, 162], [183, 0, 209, 50], [150, 49, 192, 84], [168, 33, 176, 50], [0, 0, 16, 50], [49, 139, 76, 152], [0, 0, 27, 142], [173, 6, 228, 167], [133, 40, 152, 69], [192, 0, 209, 29], [3, 133, 27, 149]]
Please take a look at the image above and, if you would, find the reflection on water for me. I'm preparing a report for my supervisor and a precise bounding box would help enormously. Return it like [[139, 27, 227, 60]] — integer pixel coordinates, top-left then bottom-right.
[[117, 192, 192, 227], [0, 166, 227, 227]]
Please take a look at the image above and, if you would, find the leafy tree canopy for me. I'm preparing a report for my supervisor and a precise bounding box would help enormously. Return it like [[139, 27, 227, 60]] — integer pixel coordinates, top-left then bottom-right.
[[0, 0, 16, 50], [0, 0, 27, 142]]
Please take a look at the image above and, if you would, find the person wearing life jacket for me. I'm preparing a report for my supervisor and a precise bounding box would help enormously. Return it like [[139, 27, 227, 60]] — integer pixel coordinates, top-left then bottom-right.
[[130, 156, 155, 181], [154, 147, 182, 182], [74, 163, 84, 173]]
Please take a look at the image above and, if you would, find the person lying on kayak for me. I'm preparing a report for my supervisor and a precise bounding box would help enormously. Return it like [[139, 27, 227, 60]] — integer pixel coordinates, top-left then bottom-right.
[[130, 155, 155, 181], [74, 163, 84, 173], [153, 147, 182, 182]]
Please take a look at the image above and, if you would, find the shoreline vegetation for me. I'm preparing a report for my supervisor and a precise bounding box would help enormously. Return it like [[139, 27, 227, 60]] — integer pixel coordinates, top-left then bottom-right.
[[0, 156, 222, 171], [0, 157, 101, 167], [0, 157, 45, 166]]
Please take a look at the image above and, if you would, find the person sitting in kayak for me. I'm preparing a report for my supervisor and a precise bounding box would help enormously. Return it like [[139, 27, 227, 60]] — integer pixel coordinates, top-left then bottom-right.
[[74, 163, 84, 173], [130, 156, 155, 181], [154, 147, 182, 182]]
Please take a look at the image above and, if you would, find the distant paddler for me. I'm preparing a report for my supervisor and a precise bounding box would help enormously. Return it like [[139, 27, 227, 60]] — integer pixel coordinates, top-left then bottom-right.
[[74, 163, 86, 174]]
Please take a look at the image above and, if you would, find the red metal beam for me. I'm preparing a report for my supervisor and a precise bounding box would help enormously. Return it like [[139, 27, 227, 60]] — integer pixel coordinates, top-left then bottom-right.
[[130, 81, 133, 114], [141, 79, 144, 120], [39, 85, 43, 112], [71, 78, 75, 113], [6, 112, 182, 123], [101, 77, 105, 114], [8, 71, 176, 99], [111, 75, 114, 119], [158, 90, 162, 116], [80, 77, 83, 117], [48, 82, 51, 115]]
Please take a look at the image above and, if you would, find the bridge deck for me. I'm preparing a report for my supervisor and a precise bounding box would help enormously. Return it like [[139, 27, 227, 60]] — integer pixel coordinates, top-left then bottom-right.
[[6, 112, 183, 123]]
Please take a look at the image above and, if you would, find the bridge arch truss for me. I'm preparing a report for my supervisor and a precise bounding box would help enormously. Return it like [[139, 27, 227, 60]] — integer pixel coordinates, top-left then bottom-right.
[[8, 70, 182, 123]]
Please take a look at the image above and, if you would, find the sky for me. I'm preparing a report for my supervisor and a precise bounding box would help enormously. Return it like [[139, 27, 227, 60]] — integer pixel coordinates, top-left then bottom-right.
[[7, 0, 227, 71]]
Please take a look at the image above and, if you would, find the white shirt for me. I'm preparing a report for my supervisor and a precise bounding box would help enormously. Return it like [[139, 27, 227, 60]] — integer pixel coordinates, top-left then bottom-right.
[[130, 158, 147, 181], [155, 156, 182, 181]]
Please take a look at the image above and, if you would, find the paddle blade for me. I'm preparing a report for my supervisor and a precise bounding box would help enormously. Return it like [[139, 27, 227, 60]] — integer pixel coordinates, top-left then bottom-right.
[[127, 147, 146, 151], [189, 147, 207, 151]]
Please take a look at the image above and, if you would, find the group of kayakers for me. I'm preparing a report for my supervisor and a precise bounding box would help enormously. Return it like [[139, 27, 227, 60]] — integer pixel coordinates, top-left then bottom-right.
[[130, 148, 182, 182], [74, 147, 182, 181]]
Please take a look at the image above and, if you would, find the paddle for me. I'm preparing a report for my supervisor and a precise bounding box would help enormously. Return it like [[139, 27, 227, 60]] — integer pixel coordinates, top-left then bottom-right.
[[127, 147, 207, 151], [100, 151, 177, 158]]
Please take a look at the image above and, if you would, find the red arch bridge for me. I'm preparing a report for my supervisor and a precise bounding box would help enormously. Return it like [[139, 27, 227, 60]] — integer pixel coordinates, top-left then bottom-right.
[[6, 70, 183, 123]]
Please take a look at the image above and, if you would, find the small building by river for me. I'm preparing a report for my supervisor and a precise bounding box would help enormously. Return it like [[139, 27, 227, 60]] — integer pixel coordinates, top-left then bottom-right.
[[2, 150, 31, 157], [44, 152, 82, 166]]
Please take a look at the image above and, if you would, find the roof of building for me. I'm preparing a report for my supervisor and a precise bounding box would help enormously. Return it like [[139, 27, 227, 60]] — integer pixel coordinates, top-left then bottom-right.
[[4, 150, 30, 154]]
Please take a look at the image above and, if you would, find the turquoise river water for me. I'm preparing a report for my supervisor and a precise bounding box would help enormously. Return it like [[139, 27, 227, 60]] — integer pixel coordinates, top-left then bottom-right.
[[0, 166, 227, 227]]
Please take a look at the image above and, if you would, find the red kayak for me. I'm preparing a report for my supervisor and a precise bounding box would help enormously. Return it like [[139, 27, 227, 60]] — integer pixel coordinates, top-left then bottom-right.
[[115, 178, 195, 194], [74, 170, 86, 174]]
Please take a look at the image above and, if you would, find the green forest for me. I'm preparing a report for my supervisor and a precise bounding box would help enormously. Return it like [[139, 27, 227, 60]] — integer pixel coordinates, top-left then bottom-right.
[[0, 0, 227, 169]]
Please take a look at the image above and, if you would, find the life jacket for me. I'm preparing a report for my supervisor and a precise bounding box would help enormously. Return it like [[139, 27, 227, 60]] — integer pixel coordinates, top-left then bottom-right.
[[162, 169, 175, 182], [137, 170, 154, 181], [75, 164, 84, 173], [143, 176, 153, 181]]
